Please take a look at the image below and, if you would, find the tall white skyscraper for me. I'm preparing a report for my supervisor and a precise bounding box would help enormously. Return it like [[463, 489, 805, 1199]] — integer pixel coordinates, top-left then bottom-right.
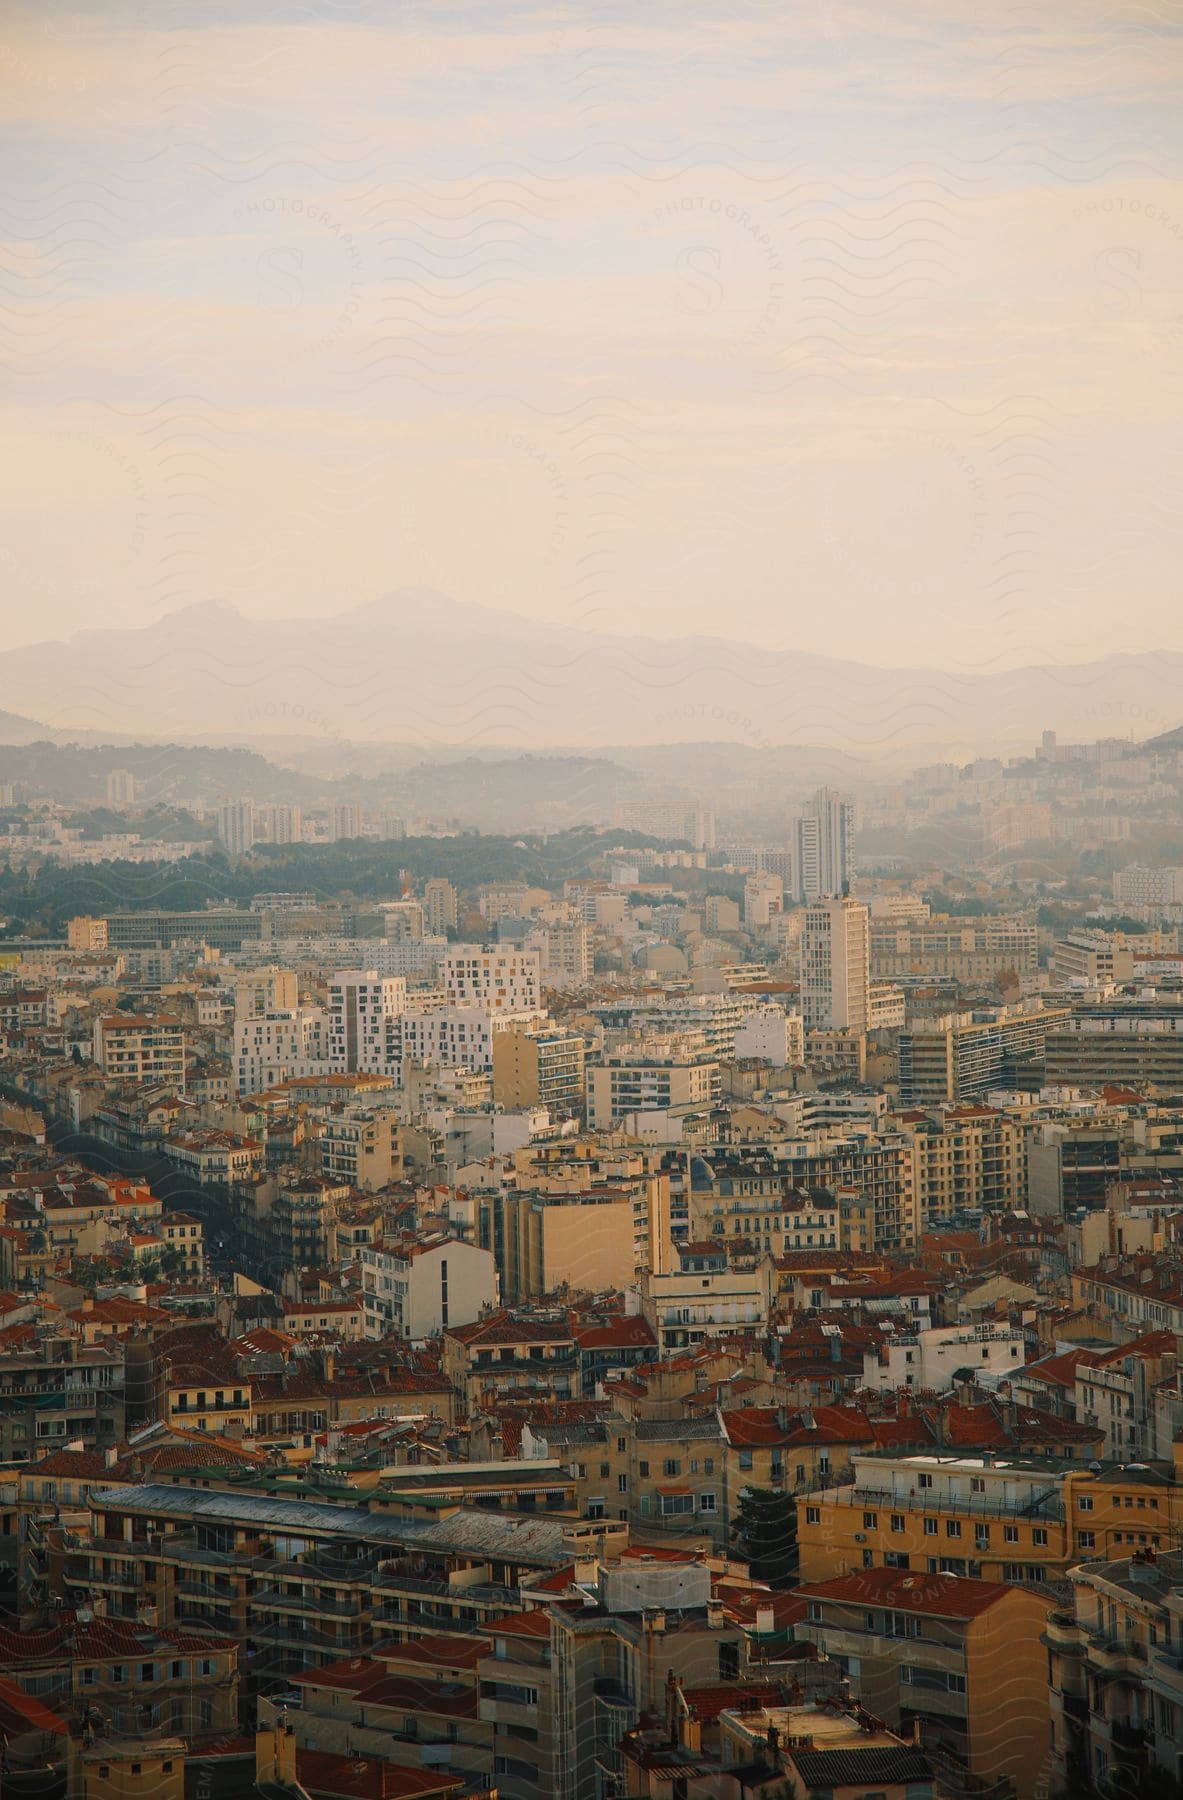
[[801, 896, 870, 1032], [795, 787, 855, 902]]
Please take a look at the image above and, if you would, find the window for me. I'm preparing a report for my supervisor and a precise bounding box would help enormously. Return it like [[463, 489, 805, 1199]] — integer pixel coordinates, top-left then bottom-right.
[[806, 1505, 821, 1524], [975, 1526, 989, 1548], [1078, 1495, 1094, 1512], [891, 1513, 905, 1532], [946, 1520, 962, 1539], [663, 1459, 680, 1478], [738, 1450, 753, 1471], [661, 1494, 693, 1517], [1032, 1528, 1048, 1547], [863, 1512, 878, 1530], [923, 1518, 938, 1536], [704, 1458, 714, 1475], [918, 1473, 933, 1489], [1004, 1525, 1019, 1543], [618, 1474, 628, 1493], [700, 1493, 717, 1514], [970, 1477, 985, 1493], [639, 1461, 649, 1478]]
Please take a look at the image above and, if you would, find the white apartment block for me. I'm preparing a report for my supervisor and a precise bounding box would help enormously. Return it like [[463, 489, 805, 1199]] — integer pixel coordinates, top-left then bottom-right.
[[743, 871, 783, 928], [359, 1234, 498, 1339], [326, 971, 407, 1074], [400, 1002, 543, 1073], [234, 1007, 329, 1095], [795, 787, 855, 902], [1113, 866, 1183, 910], [802, 896, 871, 1033], [733, 1004, 804, 1066], [861, 1322, 1026, 1393], [441, 947, 541, 1013]]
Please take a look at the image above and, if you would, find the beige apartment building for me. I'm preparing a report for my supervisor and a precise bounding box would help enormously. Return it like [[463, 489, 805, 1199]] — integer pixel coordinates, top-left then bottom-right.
[[92, 1013, 186, 1087], [871, 914, 1037, 983], [892, 1103, 1028, 1227], [479, 1188, 637, 1303], [491, 1020, 587, 1113]]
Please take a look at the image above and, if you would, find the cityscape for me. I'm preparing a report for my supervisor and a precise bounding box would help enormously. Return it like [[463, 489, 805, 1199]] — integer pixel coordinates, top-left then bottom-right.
[[3, 5, 1182, 1800]]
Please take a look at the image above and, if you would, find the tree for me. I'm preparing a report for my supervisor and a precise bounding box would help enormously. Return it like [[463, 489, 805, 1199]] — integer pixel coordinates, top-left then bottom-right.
[[732, 1486, 797, 1587], [160, 1246, 187, 1280]]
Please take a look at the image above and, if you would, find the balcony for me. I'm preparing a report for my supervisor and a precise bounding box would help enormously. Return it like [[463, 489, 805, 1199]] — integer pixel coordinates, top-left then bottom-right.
[[1086, 1631, 1148, 1678], [1042, 1613, 1086, 1654]]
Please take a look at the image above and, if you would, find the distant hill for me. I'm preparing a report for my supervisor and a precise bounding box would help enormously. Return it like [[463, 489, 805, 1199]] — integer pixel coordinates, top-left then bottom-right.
[[0, 708, 50, 746], [2, 594, 1181, 762]]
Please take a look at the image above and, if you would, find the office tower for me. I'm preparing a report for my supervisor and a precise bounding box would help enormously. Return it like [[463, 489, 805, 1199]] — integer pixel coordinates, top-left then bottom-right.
[[217, 800, 256, 855], [424, 878, 458, 935], [801, 896, 870, 1032], [106, 769, 137, 806], [795, 786, 855, 902]]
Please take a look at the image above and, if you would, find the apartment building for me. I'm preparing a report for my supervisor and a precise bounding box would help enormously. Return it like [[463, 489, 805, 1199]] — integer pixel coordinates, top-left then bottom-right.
[[796, 1569, 1050, 1800], [870, 914, 1037, 984], [860, 1322, 1027, 1394], [442, 949, 542, 1013], [524, 911, 592, 990], [92, 1014, 186, 1087], [359, 1233, 498, 1339], [801, 897, 870, 1033], [326, 970, 407, 1074], [424, 878, 459, 935], [1045, 1000, 1183, 1092], [897, 1007, 1069, 1105], [689, 1137, 919, 1255], [443, 1312, 579, 1417], [894, 1105, 1027, 1228], [317, 1106, 402, 1189], [1046, 1550, 1183, 1791], [795, 787, 855, 903], [638, 1259, 775, 1355], [491, 1021, 586, 1113], [233, 1005, 328, 1093], [0, 1336, 125, 1461], [478, 1188, 637, 1304], [798, 1453, 1177, 1593], [587, 1044, 719, 1130]]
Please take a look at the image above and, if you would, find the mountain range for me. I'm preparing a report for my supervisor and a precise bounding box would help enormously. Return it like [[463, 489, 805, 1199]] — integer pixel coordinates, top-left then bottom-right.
[[0, 594, 1178, 765]]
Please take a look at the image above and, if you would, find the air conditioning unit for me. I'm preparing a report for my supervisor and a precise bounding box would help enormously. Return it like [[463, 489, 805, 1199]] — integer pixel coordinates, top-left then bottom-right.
[[854, 1533, 867, 1543]]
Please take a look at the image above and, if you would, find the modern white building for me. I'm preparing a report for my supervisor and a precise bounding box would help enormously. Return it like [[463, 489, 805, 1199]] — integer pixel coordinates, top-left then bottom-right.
[[801, 896, 870, 1033], [400, 1001, 543, 1073], [326, 971, 407, 1074], [234, 1006, 329, 1094], [441, 947, 542, 1013]]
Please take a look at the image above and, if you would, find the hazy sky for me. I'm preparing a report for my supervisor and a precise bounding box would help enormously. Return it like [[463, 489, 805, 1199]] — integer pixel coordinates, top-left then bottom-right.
[[3, 0, 1181, 674]]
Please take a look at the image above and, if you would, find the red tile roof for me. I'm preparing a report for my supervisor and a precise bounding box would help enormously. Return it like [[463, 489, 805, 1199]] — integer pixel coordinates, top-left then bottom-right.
[[798, 1567, 1014, 1619]]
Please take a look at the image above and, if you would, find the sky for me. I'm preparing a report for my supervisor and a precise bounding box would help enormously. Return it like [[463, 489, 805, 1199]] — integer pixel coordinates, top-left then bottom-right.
[[2, 0, 1181, 679]]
